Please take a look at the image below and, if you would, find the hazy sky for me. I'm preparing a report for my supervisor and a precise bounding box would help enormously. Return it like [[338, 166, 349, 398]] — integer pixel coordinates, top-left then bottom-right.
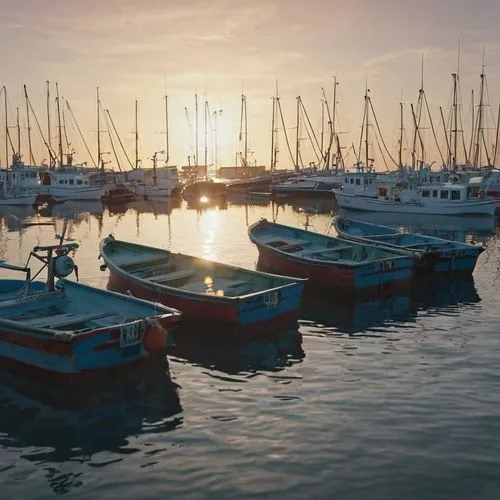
[[1, 0, 500, 171]]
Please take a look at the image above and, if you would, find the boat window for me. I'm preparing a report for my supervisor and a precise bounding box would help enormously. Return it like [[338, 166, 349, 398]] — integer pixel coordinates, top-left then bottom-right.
[[350, 179, 354, 184], [429, 176, 434, 182], [436, 176, 441, 181], [451, 190, 461, 200], [432, 190, 438, 197], [356, 179, 361, 185], [69, 179, 74, 185], [59, 180, 64, 184], [345, 178, 348, 183], [77, 180, 83, 185], [421, 190, 430, 197], [440, 190, 449, 199]]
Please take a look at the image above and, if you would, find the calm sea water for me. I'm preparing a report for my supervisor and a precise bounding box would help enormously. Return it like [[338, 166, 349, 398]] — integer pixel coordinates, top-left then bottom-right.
[[1, 194, 500, 500]]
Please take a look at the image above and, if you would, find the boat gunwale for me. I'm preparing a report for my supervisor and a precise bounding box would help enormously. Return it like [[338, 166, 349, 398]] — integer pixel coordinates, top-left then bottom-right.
[[99, 238, 306, 302], [248, 219, 416, 268], [334, 216, 485, 255]]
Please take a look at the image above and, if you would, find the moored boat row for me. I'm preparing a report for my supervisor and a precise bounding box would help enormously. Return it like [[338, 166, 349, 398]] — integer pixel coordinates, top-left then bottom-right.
[[0, 211, 486, 383]]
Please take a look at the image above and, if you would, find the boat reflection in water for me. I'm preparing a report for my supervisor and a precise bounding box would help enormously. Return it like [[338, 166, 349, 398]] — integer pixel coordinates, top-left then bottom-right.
[[0, 357, 182, 493], [281, 196, 335, 216], [170, 327, 304, 375], [300, 277, 480, 334], [334, 208, 496, 242], [184, 194, 228, 212]]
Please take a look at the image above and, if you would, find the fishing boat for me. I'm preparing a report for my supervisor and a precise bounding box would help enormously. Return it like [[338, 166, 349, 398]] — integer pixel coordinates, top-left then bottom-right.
[[0, 226, 182, 385], [334, 215, 485, 274], [248, 218, 415, 293], [0, 181, 37, 206], [99, 237, 305, 337], [333, 177, 496, 216]]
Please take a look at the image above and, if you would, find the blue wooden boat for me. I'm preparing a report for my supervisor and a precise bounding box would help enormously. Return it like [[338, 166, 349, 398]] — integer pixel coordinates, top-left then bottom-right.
[[248, 218, 415, 293], [334, 215, 485, 274], [0, 228, 182, 385], [99, 236, 305, 337]]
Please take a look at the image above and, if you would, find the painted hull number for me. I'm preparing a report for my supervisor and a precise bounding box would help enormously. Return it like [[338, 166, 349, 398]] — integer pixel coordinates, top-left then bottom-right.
[[120, 321, 145, 347]]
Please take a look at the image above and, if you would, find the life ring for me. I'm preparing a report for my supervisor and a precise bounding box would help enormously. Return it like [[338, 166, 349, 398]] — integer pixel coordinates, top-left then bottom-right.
[[143, 318, 167, 352]]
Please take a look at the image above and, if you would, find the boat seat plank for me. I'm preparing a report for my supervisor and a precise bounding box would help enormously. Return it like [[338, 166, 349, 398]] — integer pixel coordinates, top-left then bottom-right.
[[20, 311, 117, 329], [264, 237, 312, 249], [181, 279, 250, 295], [119, 254, 167, 269], [148, 269, 195, 283], [300, 246, 351, 257]]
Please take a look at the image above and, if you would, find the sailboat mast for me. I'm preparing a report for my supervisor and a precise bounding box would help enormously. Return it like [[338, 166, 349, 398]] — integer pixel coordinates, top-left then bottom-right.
[[195, 93, 199, 166], [295, 96, 300, 171], [364, 90, 369, 170], [46, 81, 52, 158], [97, 87, 101, 170], [3, 87, 8, 168], [320, 98, 324, 163], [24, 85, 33, 164], [55, 83, 63, 168], [165, 95, 170, 165], [16, 107, 20, 156], [270, 97, 276, 171], [204, 100, 208, 168], [399, 102, 403, 167], [474, 67, 486, 168], [451, 73, 458, 169], [244, 95, 248, 167], [135, 100, 139, 169]]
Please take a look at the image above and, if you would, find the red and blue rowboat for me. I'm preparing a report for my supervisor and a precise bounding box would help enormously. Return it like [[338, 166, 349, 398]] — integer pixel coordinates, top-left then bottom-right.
[[0, 238, 182, 386], [248, 218, 415, 293], [99, 237, 305, 338]]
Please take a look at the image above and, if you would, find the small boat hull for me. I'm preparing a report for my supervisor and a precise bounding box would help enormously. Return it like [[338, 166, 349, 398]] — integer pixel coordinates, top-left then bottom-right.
[[0, 194, 37, 206], [249, 219, 415, 294], [100, 238, 305, 338], [0, 279, 181, 383], [334, 189, 496, 216], [50, 186, 105, 201], [334, 216, 485, 274]]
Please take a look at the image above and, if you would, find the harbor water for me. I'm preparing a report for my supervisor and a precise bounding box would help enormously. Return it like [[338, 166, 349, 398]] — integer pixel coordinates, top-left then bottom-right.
[[1, 194, 499, 499]]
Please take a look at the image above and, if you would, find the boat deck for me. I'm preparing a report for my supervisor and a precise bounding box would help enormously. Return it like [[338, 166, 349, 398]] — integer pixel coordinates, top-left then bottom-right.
[[7, 310, 123, 333]]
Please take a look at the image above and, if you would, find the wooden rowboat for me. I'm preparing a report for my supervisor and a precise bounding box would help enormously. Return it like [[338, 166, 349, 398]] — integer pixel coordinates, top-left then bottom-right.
[[334, 215, 485, 274], [0, 228, 181, 386], [99, 236, 305, 337], [248, 218, 415, 293]]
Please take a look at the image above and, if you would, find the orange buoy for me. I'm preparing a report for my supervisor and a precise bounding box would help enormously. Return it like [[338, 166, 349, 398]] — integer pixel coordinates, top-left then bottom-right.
[[143, 318, 167, 352]]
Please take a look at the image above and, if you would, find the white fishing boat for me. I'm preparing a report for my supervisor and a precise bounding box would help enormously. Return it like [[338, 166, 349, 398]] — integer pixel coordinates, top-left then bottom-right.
[[334, 177, 495, 216], [48, 170, 104, 201], [0, 182, 37, 206]]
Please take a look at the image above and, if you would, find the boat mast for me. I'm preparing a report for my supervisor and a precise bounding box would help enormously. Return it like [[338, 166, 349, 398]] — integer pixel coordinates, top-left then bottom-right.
[[97, 87, 102, 171], [135, 99, 139, 170], [270, 97, 276, 171], [16, 107, 20, 157], [24, 85, 33, 165], [204, 100, 208, 168], [320, 98, 325, 165], [46, 81, 52, 163], [399, 101, 403, 167], [55, 82, 63, 168], [474, 60, 486, 168], [165, 95, 170, 165], [493, 103, 500, 167], [3, 86, 8, 168], [295, 95, 300, 171], [364, 87, 369, 170], [195, 93, 199, 167]]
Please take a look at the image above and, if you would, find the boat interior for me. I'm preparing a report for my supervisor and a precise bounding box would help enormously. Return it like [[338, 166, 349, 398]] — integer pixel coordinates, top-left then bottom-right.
[[110, 245, 294, 298], [256, 231, 405, 265], [0, 280, 171, 334]]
